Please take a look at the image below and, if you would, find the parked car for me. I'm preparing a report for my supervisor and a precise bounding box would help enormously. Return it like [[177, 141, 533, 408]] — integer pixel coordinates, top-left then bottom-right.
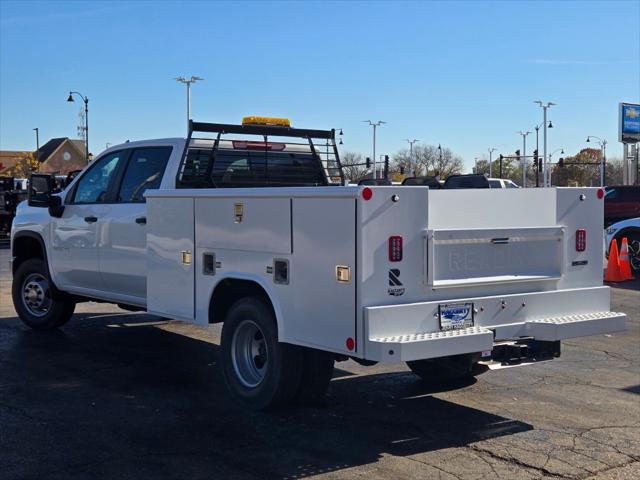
[[488, 178, 519, 188], [443, 174, 489, 189], [604, 185, 640, 227], [605, 217, 640, 275]]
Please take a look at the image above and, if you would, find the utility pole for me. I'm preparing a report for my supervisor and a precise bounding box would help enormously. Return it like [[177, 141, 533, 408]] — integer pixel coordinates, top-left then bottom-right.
[[175, 76, 204, 133], [33, 128, 40, 171], [586, 136, 608, 187], [518, 131, 531, 187], [364, 120, 385, 179], [406, 139, 419, 176], [535, 100, 556, 187], [488, 147, 496, 177]]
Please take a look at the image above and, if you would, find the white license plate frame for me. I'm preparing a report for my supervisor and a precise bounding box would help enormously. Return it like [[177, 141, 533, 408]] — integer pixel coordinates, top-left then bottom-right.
[[438, 302, 475, 331]]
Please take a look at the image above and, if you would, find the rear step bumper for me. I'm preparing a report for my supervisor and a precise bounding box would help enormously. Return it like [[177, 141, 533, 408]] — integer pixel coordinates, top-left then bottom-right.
[[365, 311, 626, 363]]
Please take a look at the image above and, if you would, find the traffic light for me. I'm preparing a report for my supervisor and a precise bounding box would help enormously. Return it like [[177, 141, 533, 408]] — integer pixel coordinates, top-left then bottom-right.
[[400, 166, 405, 175], [515, 149, 521, 159], [499, 154, 504, 162], [558, 157, 564, 168], [366, 157, 371, 168]]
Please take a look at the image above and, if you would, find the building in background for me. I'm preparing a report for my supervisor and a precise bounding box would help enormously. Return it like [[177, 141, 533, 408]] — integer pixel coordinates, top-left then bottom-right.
[[0, 138, 86, 177]]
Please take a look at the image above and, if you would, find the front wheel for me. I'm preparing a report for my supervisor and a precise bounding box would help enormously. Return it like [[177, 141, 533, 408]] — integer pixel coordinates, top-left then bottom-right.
[[407, 353, 481, 383], [12, 258, 75, 330], [220, 296, 303, 410]]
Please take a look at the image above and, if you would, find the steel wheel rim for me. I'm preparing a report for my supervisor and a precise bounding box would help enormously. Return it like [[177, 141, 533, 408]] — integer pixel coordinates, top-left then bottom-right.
[[21, 273, 52, 317], [231, 320, 268, 388]]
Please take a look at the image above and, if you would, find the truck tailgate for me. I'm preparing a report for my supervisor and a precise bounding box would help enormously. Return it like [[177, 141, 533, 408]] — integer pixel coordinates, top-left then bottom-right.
[[425, 226, 564, 288]]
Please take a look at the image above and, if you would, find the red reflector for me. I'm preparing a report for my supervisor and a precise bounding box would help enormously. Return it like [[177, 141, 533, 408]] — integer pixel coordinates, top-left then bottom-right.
[[232, 140, 285, 151], [576, 229, 587, 252], [362, 187, 373, 200], [346, 337, 355, 351], [389, 236, 403, 262], [597, 188, 605, 199]]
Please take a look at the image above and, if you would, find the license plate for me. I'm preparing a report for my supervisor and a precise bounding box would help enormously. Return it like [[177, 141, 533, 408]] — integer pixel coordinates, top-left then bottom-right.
[[439, 302, 474, 331]]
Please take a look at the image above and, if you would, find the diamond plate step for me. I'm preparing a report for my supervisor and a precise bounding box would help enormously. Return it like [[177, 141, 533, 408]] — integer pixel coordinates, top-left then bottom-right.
[[525, 311, 626, 341], [368, 326, 494, 363]]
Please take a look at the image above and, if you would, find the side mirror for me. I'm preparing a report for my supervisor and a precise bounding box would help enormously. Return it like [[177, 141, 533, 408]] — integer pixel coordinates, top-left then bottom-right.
[[28, 174, 55, 207], [48, 195, 64, 218]]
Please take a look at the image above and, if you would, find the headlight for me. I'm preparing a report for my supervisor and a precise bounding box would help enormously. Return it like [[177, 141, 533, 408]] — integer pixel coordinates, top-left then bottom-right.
[[606, 227, 617, 235]]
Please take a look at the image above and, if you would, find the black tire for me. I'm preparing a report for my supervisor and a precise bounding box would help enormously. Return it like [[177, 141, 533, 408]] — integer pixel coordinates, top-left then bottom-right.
[[407, 353, 481, 383], [220, 296, 303, 410], [12, 258, 75, 330], [294, 348, 334, 406]]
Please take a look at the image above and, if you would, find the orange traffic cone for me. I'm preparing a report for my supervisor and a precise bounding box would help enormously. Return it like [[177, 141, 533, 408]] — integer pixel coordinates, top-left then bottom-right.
[[619, 237, 634, 280], [604, 239, 625, 282]]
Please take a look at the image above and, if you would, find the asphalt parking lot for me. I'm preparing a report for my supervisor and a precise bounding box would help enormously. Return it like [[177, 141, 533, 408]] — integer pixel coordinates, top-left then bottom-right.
[[1, 245, 639, 480]]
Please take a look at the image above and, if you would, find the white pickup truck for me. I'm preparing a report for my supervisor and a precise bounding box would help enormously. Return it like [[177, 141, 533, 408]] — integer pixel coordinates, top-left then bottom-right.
[[11, 117, 626, 409]]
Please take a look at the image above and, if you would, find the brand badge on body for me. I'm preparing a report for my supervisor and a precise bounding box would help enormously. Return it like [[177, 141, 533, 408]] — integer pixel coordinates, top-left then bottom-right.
[[388, 268, 405, 296]]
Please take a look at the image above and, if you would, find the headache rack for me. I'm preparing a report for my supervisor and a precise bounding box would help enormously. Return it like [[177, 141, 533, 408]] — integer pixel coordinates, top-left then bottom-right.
[[177, 120, 345, 188]]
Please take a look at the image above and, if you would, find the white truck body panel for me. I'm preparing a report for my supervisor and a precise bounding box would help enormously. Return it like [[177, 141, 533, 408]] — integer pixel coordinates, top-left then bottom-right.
[[145, 184, 625, 361]]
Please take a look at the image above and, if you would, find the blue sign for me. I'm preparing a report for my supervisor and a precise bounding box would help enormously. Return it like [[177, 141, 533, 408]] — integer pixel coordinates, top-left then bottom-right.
[[620, 103, 640, 143]]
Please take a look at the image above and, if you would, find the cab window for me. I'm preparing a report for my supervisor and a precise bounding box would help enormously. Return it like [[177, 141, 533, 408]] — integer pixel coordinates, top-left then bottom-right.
[[117, 147, 172, 202], [71, 151, 125, 204]]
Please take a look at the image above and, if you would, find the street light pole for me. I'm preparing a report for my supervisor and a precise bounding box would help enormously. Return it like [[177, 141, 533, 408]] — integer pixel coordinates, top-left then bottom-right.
[[33, 128, 40, 170], [175, 76, 204, 133], [364, 120, 385, 179], [535, 100, 556, 187], [488, 147, 496, 177], [586, 136, 607, 187], [67, 91, 89, 164], [518, 131, 531, 187], [406, 139, 419, 176]]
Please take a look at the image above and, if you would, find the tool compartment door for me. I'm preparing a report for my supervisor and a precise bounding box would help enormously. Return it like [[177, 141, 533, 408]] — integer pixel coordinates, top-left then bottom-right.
[[146, 197, 195, 320], [284, 197, 357, 353]]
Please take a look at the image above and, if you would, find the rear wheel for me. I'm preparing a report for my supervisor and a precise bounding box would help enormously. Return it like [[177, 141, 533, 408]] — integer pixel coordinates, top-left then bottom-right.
[[407, 353, 481, 383], [221, 296, 302, 410], [12, 258, 75, 330]]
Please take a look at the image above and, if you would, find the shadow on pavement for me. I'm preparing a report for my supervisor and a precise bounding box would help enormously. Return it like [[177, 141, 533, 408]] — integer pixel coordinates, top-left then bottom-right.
[[1, 313, 532, 480]]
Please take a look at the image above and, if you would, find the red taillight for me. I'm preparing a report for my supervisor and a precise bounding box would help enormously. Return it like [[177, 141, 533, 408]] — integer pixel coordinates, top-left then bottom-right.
[[346, 337, 355, 351], [389, 236, 403, 262], [576, 229, 586, 252], [362, 187, 373, 201], [597, 188, 605, 199]]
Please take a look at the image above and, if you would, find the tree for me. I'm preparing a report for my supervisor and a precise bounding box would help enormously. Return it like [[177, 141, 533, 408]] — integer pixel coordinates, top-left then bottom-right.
[[392, 144, 464, 179], [340, 151, 369, 182], [551, 148, 601, 186], [4, 152, 39, 178]]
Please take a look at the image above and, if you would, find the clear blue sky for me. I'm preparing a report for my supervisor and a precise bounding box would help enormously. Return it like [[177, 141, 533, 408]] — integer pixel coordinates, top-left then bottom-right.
[[1, 0, 638, 171]]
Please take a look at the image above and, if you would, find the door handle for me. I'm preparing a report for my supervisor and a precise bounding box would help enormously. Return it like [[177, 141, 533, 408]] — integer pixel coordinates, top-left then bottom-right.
[[135, 216, 147, 225], [84, 216, 98, 223]]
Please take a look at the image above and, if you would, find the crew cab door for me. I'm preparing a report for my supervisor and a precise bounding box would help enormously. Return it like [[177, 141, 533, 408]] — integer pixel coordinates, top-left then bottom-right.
[[50, 150, 128, 292], [98, 147, 172, 300]]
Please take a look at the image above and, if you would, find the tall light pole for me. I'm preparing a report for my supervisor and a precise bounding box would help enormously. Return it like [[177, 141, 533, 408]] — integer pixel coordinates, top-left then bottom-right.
[[175, 76, 204, 133], [406, 139, 419, 176], [586, 136, 608, 187], [364, 120, 385, 179], [548, 148, 564, 187], [535, 100, 556, 187], [517, 131, 531, 187], [33, 128, 40, 169], [67, 91, 89, 164], [488, 147, 496, 177]]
